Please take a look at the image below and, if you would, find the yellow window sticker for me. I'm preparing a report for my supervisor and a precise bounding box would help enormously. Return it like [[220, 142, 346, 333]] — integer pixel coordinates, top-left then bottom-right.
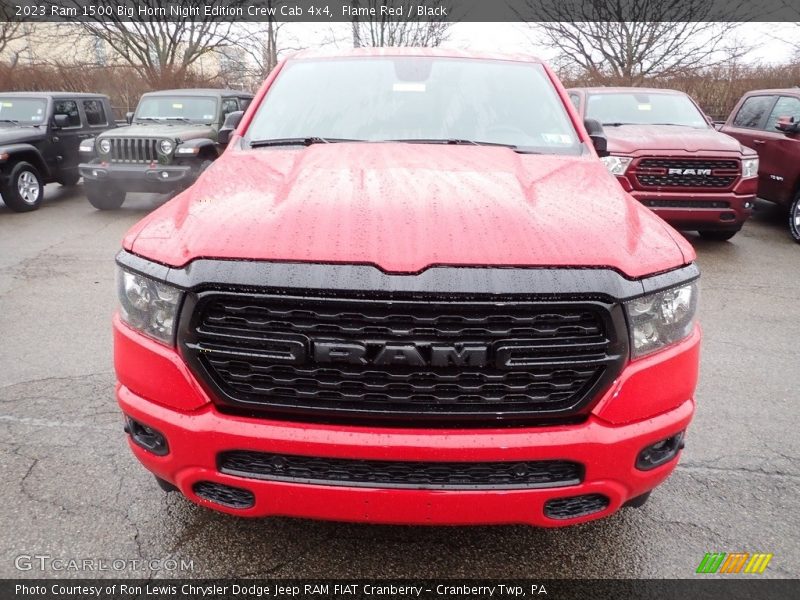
[[172, 103, 184, 109]]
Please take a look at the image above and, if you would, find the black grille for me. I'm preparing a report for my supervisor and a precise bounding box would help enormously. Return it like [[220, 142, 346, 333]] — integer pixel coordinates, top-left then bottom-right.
[[219, 450, 583, 490], [181, 292, 624, 425], [109, 137, 158, 163], [642, 199, 730, 209], [634, 158, 739, 189], [192, 481, 254, 509], [544, 494, 610, 519]]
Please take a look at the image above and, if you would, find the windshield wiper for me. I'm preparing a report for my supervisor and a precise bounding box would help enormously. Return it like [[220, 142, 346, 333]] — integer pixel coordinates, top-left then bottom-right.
[[165, 117, 192, 123], [249, 137, 360, 148], [388, 138, 541, 154], [135, 117, 160, 123], [601, 122, 638, 127], [0, 119, 20, 125]]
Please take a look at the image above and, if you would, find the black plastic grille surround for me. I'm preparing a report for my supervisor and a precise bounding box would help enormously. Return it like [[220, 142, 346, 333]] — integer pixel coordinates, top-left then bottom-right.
[[192, 481, 254, 509], [180, 291, 626, 426], [544, 494, 610, 519], [633, 158, 739, 189], [218, 450, 583, 490]]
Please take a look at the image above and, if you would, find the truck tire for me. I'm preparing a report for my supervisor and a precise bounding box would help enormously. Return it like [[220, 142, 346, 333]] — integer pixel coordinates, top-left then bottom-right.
[[698, 228, 740, 242], [789, 192, 800, 243], [1, 161, 44, 212], [57, 170, 81, 187], [86, 182, 125, 210]]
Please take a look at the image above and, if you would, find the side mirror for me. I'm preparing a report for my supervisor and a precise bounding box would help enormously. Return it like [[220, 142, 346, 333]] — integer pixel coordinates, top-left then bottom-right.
[[776, 116, 799, 134], [52, 114, 69, 129], [126, 112, 134, 125], [218, 110, 244, 145], [584, 118, 608, 157]]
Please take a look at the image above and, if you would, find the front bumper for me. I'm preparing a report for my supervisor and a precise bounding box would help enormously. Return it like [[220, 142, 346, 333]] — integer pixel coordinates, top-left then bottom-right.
[[79, 161, 194, 193], [115, 315, 700, 527], [628, 189, 755, 231]]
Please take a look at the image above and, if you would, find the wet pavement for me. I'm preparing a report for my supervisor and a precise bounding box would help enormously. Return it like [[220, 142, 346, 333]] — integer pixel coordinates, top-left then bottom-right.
[[1, 187, 797, 579]]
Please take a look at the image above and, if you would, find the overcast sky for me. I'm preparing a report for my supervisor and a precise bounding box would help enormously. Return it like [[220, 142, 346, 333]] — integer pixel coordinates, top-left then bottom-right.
[[286, 22, 799, 65]]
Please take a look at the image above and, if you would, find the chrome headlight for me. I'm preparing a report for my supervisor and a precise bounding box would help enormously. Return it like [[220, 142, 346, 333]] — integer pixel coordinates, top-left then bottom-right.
[[741, 157, 759, 178], [625, 282, 698, 358], [98, 138, 111, 154], [117, 267, 182, 345], [159, 139, 175, 155], [601, 155, 633, 176]]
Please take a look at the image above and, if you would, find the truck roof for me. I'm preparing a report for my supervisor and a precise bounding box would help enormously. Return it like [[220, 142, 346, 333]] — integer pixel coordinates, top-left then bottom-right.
[[142, 88, 254, 97], [737, 88, 800, 95], [0, 91, 109, 99], [569, 87, 685, 95], [288, 46, 543, 64]]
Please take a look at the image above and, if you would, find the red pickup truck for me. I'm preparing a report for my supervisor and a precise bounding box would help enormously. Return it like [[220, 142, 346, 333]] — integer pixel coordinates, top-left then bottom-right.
[[719, 89, 800, 242], [569, 87, 759, 241], [114, 49, 700, 526]]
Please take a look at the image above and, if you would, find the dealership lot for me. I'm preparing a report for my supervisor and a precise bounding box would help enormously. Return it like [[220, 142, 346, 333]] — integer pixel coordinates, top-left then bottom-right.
[[0, 185, 797, 579]]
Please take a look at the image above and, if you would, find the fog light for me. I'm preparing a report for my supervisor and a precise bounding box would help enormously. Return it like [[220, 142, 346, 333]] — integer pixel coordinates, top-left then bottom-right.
[[744, 201, 754, 209], [636, 431, 684, 471], [161, 171, 169, 179], [124, 416, 169, 456]]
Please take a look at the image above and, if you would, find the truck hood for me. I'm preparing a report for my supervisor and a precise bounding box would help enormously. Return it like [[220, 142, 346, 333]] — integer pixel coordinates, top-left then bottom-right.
[[604, 124, 746, 155], [0, 126, 45, 146], [100, 123, 214, 141], [124, 143, 693, 278]]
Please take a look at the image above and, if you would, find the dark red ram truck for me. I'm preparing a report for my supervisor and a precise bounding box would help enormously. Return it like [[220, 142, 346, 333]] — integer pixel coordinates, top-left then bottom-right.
[[719, 88, 800, 242], [569, 87, 759, 241], [114, 49, 700, 527]]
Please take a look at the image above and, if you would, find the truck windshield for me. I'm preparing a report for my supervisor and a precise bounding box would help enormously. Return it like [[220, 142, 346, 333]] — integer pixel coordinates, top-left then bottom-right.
[[245, 57, 582, 154], [134, 96, 217, 123], [586, 92, 708, 128], [0, 97, 47, 126]]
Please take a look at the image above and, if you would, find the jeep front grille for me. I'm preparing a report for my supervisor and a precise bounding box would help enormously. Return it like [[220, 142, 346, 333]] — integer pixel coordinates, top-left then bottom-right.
[[108, 138, 158, 163], [633, 158, 739, 190], [218, 450, 583, 490], [180, 291, 626, 426]]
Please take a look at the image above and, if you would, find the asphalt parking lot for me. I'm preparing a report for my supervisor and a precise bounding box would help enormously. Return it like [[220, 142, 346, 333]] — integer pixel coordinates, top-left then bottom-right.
[[0, 185, 798, 580]]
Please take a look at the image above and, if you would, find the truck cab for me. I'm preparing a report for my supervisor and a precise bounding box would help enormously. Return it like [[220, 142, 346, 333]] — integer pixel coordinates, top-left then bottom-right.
[[569, 87, 759, 241], [719, 89, 800, 242], [0, 92, 115, 212]]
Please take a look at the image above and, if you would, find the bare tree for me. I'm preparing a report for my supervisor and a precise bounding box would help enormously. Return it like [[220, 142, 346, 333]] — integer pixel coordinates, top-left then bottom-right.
[[525, 0, 753, 85], [350, 0, 451, 47], [0, 5, 26, 65], [52, 0, 246, 87]]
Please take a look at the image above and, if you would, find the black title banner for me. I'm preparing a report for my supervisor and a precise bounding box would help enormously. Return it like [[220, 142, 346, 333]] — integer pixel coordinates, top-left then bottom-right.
[[3, 0, 799, 23]]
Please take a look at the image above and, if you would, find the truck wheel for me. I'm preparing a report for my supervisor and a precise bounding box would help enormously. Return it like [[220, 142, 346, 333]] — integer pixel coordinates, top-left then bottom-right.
[[85, 183, 125, 210], [623, 491, 652, 509], [789, 193, 800, 243], [57, 170, 80, 187], [1, 161, 44, 212], [698, 228, 740, 242]]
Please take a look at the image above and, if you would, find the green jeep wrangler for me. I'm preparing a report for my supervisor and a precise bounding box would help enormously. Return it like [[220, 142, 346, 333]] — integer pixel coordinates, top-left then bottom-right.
[[79, 89, 253, 209]]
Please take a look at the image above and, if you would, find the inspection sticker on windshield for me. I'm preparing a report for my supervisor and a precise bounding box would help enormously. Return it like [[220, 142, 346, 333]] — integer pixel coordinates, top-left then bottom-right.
[[541, 133, 573, 144], [172, 103, 184, 109], [393, 83, 426, 92], [638, 104, 652, 111], [1, 102, 12, 107]]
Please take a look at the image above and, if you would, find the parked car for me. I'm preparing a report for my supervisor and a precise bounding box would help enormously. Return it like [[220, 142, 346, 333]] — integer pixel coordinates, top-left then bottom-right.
[[79, 88, 253, 210], [569, 87, 759, 241], [0, 92, 115, 212], [719, 89, 800, 242], [113, 48, 701, 527]]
